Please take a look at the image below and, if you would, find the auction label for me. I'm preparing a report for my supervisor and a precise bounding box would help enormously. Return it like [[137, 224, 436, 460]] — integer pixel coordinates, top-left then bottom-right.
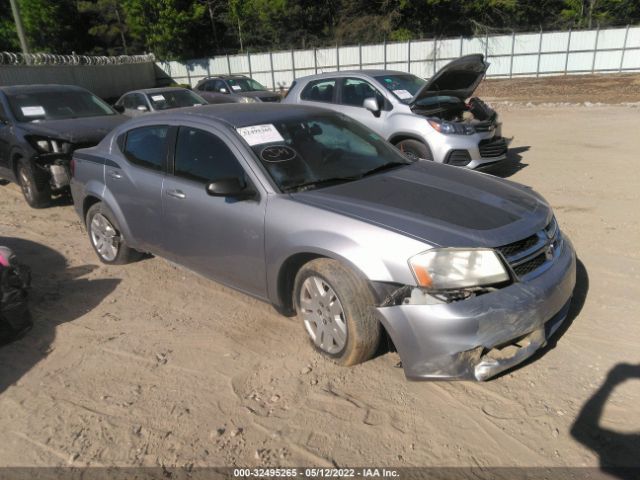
[[392, 89, 412, 100], [237, 124, 285, 146], [151, 94, 166, 101], [21, 106, 45, 116]]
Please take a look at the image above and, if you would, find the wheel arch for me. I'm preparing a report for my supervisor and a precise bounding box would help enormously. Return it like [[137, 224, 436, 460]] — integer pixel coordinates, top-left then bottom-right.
[[274, 249, 387, 317]]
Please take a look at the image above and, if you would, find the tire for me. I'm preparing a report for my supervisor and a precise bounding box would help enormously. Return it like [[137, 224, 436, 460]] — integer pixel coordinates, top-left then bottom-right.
[[16, 157, 51, 208], [396, 139, 433, 161], [86, 203, 141, 265], [293, 258, 381, 366]]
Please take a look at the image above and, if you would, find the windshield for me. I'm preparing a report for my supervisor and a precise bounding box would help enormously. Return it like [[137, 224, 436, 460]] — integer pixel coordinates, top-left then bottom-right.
[[238, 114, 413, 192], [8, 90, 115, 122], [227, 78, 267, 92], [147, 90, 206, 110], [374, 74, 426, 103]]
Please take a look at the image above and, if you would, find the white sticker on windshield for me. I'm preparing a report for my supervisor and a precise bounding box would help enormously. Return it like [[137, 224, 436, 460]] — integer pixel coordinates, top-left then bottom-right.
[[231, 85, 242, 91], [237, 124, 284, 146], [151, 94, 165, 101], [21, 106, 45, 116], [393, 89, 412, 100]]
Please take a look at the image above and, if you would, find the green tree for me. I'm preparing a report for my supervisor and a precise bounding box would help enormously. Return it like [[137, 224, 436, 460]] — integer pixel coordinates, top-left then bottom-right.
[[78, 0, 130, 55]]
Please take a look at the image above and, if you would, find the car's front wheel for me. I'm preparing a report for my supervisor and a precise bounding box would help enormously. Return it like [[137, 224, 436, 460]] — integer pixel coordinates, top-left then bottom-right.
[[294, 258, 381, 366], [86, 203, 141, 265], [396, 139, 433, 161], [17, 157, 51, 208]]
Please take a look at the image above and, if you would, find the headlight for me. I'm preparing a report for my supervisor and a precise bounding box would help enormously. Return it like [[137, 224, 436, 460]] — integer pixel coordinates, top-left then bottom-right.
[[409, 248, 509, 290], [239, 96, 259, 103], [27, 136, 72, 154], [428, 119, 475, 135]]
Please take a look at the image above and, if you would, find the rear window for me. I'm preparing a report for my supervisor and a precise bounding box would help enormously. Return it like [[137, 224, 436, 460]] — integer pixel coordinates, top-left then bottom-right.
[[300, 79, 336, 103]]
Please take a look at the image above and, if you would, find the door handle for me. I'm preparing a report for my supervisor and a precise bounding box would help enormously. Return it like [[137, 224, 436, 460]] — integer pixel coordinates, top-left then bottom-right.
[[108, 170, 122, 179], [166, 189, 186, 199]]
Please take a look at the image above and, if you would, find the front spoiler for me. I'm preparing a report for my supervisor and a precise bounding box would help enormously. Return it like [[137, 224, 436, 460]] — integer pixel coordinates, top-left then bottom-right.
[[377, 237, 577, 381]]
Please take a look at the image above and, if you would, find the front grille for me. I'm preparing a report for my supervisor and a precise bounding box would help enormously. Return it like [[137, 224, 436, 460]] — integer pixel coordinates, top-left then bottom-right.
[[512, 252, 547, 277], [479, 137, 508, 158], [496, 218, 561, 280], [496, 233, 539, 258], [445, 149, 471, 166]]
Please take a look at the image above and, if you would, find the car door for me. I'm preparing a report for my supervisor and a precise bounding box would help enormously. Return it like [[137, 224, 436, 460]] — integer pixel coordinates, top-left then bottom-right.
[[336, 77, 390, 136], [108, 124, 169, 253], [161, 125, 267, 297]]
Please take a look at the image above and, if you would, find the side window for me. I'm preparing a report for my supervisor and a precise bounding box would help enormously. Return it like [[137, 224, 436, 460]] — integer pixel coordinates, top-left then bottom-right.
[[174, 127, 245, 183], [300, 79, 336, 103], [122, 94, 135, 109], [213, 80, 228, 93], [340, 78, 383, 107], [133, 94, 147, 109], [123, 125, 169, 171]]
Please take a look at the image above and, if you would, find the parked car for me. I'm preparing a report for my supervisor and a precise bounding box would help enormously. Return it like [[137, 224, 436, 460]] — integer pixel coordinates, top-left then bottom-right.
[[114, 87, 207, 117], [71, 103, 576, 381], [194, 75, 280, 104], [0, 84, 126, 208], [283, 54, 507, 169]]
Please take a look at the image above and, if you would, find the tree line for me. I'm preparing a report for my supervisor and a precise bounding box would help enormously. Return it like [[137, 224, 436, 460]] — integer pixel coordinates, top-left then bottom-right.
[[1, 0, 638, 61]]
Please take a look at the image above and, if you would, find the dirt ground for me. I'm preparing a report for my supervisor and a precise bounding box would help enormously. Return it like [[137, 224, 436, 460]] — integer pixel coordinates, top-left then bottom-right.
[[477, 73, 640, 104], [0, 104, 639, 474]]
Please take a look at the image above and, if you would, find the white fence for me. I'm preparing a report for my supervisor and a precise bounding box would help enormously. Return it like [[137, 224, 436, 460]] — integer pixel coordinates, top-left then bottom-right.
[[157, 25, 640, 91]]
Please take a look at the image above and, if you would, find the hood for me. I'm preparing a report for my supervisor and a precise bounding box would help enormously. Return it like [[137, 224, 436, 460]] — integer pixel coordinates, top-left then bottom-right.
[[20, 115, 127, 145], [291, 161, 551, 248], [411, 54, 489, 104]]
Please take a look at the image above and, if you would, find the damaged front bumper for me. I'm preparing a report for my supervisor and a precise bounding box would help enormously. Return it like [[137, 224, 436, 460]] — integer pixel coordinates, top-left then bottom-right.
[[34, 153, 71, 189], [377, 237, 576, 381]]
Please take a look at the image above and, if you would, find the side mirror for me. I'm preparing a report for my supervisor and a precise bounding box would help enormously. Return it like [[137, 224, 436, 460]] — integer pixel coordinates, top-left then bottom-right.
[[136, 105, 149, 112], [363, 97, 380, 115], [219, 88, 228, 94], [113, 105, 124, 113], [206, 177, 255, 198]]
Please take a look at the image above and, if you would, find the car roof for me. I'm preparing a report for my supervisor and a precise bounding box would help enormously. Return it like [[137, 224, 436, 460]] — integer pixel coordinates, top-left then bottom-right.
[[132, 103, 335, 129], [0, 84, 90, 96], [294, 69, 410, 83], [121, 87, 191, 96], [198, 75, 248, 82]]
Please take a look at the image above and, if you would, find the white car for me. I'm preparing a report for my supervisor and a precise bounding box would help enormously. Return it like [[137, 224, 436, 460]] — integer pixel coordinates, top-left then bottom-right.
[[282, 54, 507, 169]]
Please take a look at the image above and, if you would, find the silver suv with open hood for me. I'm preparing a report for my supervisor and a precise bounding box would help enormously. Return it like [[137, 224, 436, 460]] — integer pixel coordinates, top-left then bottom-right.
[[283, 54, 506, 169]]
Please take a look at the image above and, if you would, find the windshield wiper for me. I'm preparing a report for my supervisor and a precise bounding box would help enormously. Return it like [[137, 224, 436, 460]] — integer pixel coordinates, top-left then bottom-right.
[[359, 161, 410, 178], [284, 176, 361, 193]]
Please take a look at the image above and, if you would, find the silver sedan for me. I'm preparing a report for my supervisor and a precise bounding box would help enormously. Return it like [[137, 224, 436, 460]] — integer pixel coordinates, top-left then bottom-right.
[[70, 103, 576, 381]]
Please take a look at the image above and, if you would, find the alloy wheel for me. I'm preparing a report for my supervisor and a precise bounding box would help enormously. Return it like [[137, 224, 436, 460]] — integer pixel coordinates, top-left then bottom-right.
[[18, 166, 33, 202], [90, 213, 120, 262], [299, 276, 347, 354]]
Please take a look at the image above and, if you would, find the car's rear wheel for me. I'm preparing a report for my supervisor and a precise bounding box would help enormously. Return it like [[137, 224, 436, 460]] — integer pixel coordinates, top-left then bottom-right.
[[294, 258, 381, 366], [17, 158, 51, 208], [396, 139, 433, 161], [86, 203, 140, 265]]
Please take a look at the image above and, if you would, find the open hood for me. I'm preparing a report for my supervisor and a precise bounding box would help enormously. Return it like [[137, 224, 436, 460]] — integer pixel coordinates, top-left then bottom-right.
[[411, 54, 489, 104]]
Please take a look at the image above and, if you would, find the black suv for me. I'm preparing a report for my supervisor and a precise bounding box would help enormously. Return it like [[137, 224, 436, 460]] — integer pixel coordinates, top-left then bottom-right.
[[0, 84, 126, 208]]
